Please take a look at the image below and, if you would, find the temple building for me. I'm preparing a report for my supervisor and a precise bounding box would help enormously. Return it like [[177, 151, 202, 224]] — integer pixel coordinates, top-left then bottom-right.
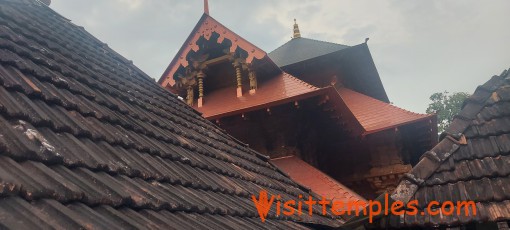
[[158, 3, 438, 199], [2, 0, 510, 229]]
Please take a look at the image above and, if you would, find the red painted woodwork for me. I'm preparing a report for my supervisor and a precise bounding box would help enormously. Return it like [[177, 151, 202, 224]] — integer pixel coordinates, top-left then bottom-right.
[[160, 14, 267, 88]]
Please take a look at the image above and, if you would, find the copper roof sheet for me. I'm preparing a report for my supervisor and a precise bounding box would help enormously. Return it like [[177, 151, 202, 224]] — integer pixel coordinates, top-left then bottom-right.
[[271, 156, 365, 206], [196, 73, 323, 119], [336, 88, 434, 134]]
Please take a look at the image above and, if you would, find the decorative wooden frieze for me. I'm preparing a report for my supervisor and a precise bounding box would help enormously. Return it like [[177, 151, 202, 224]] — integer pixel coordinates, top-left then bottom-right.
[[161, 16, 266, 88]]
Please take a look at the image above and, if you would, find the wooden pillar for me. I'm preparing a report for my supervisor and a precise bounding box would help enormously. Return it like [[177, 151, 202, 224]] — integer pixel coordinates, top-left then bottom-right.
[[197, 71, 205, 107], [186, 85, 194, 106], [178, 68, 197, 107], [233, 60, 243, 97], [249, 69, 257, 94]]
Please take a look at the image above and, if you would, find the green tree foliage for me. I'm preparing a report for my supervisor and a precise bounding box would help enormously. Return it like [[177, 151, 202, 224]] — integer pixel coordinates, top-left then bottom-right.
[[426, 91, 470, 133]]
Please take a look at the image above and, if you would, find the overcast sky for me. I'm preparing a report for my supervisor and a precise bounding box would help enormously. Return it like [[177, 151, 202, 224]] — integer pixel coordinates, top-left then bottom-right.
[[50, 0, 510, 113]]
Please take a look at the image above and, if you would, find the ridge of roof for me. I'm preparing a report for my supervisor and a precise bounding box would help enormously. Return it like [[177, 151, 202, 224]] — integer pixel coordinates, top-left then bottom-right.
[[391, 68, 510, 202], [341, 68, 510, 229], [283, 71, 321, 90], [384, 68, 510, 227], [270, 36, 350, 55], [4, 0, 156, 85]]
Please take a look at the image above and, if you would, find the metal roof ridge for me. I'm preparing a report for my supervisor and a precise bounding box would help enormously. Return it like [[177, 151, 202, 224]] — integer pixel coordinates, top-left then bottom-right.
[[282, 72, 321, 90], [340, 87, 430, 116], [268, 36, 350, 55]]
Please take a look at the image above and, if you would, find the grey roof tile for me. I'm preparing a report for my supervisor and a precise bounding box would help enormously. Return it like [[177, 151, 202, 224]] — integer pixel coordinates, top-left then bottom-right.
[[381, 68, 510, 228], [0, 0, 342, 228], [268, 37, 349, 67]]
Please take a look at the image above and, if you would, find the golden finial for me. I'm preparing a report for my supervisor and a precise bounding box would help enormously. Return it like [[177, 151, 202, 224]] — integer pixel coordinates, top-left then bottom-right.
[[293, 19, 301, 39]]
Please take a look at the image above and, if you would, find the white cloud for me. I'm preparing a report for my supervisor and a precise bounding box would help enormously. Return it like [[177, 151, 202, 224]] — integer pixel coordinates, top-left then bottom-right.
[[115, 0, 142, 10], [51, 0, 510, 113]]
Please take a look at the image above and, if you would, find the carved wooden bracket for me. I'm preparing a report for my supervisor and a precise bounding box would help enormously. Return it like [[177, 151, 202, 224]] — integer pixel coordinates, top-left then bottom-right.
[[249, 71, 257, 93]]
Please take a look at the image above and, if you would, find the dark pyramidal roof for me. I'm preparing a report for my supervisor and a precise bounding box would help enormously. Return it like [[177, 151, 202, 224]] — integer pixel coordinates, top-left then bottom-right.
[[385, 68, 510, 228], [268, 37, 349, 67], [0, 1, 340, 228]]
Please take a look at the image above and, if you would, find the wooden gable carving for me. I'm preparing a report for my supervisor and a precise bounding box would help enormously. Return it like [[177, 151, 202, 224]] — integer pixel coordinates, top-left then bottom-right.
[[160, 14, 267, 88]]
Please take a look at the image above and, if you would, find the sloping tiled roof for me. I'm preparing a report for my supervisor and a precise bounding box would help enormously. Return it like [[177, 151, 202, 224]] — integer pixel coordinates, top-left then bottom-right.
[[198, 83, 433, 136], [384, 69, 510, 227], [271, 156, 365, 208], [196, 72, 325, 119], [268, 37, 350, 67], [0, 1, 341, 228], [336, 88, 434, 135]]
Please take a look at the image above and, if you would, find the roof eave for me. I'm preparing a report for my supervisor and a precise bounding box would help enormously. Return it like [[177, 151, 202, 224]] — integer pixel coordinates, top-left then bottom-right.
[[361, 114, 436, 137], [204, 87, 329, 120]]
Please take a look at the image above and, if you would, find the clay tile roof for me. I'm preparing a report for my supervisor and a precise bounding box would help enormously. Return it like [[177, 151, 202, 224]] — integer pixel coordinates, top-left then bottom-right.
[[336, 88, 434, 135], [268, 37, 350, 67], [271, 156, 365, 207], [196, 72, 325, 119], [0, 1, 341, 228], [378, 69, 510, 228]]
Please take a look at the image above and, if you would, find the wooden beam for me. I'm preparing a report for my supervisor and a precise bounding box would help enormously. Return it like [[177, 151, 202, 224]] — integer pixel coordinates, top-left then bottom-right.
[[202, 54, 231, 66]]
